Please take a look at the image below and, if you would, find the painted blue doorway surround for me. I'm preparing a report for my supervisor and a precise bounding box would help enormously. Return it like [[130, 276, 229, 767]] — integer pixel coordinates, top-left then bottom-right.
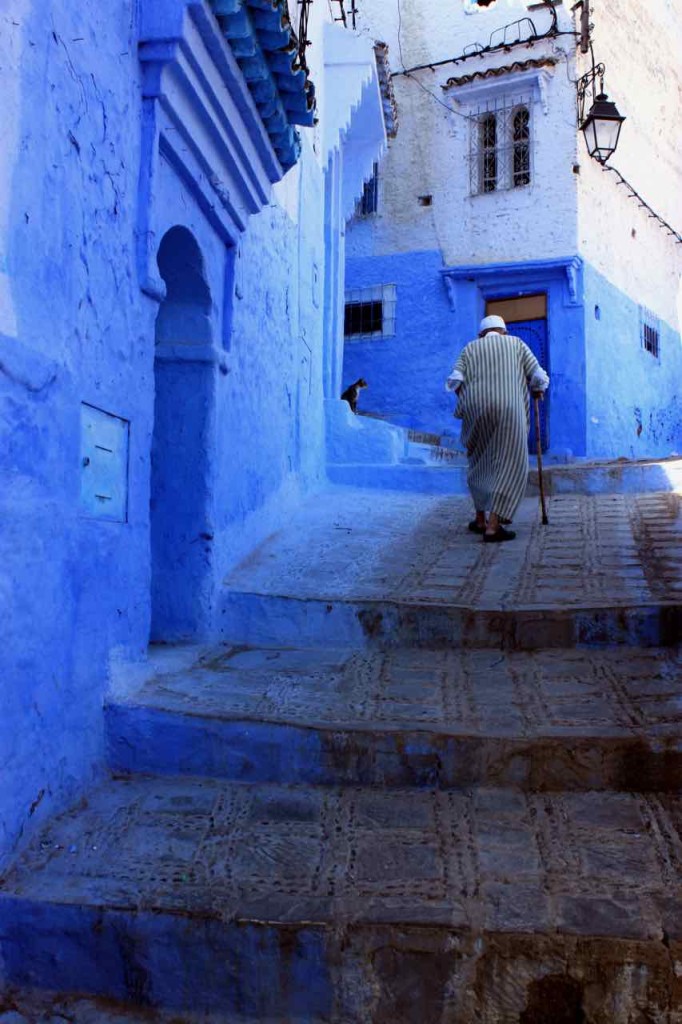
[[443, 258, 586, 457]]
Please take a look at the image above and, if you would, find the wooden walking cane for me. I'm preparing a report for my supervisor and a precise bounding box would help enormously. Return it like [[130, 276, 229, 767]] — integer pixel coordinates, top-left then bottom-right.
[[534, 394, 549, 526]]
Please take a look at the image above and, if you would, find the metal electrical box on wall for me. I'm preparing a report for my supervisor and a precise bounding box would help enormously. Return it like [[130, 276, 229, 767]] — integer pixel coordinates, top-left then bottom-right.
[[80, 403, 130, 522]]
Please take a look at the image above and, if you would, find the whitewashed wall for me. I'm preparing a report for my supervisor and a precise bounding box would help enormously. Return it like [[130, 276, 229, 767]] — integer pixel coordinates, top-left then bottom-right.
[[576, 0, 682, 327], [348, 0, 579, 266]]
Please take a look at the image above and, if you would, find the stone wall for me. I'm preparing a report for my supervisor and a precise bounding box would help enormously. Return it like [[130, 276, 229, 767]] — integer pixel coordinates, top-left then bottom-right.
[[212, 149, 327, 579], [584, 263, 682, 459], [343, 250, 456, 433]]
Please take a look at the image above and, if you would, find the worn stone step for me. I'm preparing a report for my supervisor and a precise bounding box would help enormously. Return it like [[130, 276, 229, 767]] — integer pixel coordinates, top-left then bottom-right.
[[218, 489, 682, 650], [1, 777, 681, 1021], [0, 992, 249, 1024], [220, 588, 682, 651], [107, 645, 682, 792]]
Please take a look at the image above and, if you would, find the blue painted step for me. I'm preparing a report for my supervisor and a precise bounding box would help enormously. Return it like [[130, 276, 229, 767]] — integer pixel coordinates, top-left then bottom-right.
[[218, 588, 682, 651], [106, 645, 682, 793]]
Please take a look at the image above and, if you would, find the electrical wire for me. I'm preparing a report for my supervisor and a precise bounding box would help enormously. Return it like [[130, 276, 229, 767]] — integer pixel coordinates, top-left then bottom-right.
[[395, 0, 476, 123], [603, 165, 682, 245], [392, 0, 574, 82], [396, 0, 405, 69], [405, 71, 477, 123]]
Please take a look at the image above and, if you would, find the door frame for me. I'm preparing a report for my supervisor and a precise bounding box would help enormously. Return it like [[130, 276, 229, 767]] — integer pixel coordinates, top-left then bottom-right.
[[440, 258, 587, 456], [485, 294, 549, 452]]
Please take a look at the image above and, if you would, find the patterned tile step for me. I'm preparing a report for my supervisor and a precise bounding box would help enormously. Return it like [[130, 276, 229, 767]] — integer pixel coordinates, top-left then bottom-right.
[[107, 645, 682, 791], [219, 489, 682, 650], [1, 777, 681, 1020]]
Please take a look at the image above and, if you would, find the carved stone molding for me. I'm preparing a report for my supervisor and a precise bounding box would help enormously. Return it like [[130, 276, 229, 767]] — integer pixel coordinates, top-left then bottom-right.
[[137, 0, 283, 299]]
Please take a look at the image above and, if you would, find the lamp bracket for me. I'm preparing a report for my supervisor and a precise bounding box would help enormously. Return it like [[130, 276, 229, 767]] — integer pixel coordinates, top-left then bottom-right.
[[576, 60, 605, 126]]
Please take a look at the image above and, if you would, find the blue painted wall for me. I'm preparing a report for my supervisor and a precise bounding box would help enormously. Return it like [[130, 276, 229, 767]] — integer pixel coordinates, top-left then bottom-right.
[[343, 251, 588, 454], [343, 250, 456, 434], [0, 0, 329, 867], [1, 0, 151, 868], [210, 160, 327, 590], [583, 262, 682, 459]]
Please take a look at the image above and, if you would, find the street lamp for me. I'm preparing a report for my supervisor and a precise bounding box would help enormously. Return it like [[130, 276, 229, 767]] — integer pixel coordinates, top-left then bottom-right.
[[577, 63, 625, 165], [580, 92, 626, 164]]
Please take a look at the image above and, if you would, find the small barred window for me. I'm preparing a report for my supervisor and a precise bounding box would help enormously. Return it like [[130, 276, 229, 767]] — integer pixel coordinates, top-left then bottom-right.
[[640, 307, 660, 359], [470, 97, 532, 195], [344, 284, 397, 341]]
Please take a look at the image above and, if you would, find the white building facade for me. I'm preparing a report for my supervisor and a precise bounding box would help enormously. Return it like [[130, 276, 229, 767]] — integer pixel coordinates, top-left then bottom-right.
[[343, 0, 682, 460]]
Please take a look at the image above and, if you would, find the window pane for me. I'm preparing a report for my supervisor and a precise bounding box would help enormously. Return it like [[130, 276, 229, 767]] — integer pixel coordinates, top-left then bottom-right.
[[344, 300, 383, 337], [471, 99, 532, 195], [513, 107, 530, 140], [480, 114, 497, 192], [513, 107, 530, 186]]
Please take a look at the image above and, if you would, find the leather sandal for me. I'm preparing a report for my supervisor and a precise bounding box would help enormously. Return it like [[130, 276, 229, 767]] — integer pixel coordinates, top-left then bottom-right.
[[483, 526, 516, 543], [468, 520, 486, 534]]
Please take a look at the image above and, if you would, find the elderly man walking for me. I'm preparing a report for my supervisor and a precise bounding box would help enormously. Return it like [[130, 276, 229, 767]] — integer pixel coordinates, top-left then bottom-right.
[[446, 315, 549, 543]]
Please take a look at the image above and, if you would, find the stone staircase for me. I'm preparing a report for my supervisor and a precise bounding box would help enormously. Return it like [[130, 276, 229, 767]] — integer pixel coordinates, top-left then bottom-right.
[[2, 484, 682, 1021]]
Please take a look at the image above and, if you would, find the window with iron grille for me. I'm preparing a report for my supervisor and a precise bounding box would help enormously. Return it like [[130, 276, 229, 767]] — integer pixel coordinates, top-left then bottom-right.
[[357, 163, 379, 216], [470, 98, 533, 195], [344, 284, 397, 341], [640, 307, 661, 359]]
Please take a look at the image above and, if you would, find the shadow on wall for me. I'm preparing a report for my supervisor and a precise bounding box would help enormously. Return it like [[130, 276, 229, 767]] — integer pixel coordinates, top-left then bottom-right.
[[520, 974, 584, 1023], [151, 226, 217, 642]]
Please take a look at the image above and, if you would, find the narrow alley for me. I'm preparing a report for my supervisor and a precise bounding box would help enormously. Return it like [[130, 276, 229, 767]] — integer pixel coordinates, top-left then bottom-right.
[[2, 469, 682, 1021]]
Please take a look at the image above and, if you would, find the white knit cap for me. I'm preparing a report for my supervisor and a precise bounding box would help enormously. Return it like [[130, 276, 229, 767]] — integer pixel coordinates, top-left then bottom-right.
[[479, 314, 506, 334]]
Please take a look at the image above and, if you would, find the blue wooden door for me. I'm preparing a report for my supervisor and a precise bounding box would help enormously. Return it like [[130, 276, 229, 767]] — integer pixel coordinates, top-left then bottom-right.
[[508, 318, 549, 453]]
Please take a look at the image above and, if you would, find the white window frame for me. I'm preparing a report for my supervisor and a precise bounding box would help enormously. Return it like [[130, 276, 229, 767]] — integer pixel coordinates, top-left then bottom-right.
[[445, 68, 552, 198], [469, 95, 534, 195], [344, 284, 397, 342]]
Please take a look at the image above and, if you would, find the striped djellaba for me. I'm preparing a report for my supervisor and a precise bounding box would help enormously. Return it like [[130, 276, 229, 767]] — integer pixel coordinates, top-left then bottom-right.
[[449, 332, 549, 522]]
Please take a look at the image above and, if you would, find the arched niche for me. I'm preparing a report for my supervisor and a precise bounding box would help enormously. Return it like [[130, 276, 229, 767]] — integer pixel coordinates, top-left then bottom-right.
[[150, 226, 216, 640], [155, 226, 213, 346]]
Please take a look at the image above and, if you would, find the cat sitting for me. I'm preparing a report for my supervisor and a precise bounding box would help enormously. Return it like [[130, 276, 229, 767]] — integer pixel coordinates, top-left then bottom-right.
[[341, 377, 368, 414]]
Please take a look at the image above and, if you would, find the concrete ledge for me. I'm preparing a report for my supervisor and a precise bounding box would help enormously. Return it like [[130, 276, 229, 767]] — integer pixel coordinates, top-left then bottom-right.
[[529, 457, 682, 496], [328, 458, 682, 496], [328, 463, 469, 493], [326, 400, 407, 466]]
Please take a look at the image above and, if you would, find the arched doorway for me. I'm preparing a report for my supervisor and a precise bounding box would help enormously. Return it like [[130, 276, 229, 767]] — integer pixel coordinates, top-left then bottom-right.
[[150, 226, 216, 640]]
